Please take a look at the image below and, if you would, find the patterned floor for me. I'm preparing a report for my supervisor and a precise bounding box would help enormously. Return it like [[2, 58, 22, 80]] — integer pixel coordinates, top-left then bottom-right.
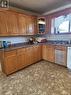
[[0, 61, 71, 95]]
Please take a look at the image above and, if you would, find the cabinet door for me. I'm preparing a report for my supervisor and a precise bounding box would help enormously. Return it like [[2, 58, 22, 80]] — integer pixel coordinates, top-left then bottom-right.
[[18, 14, 27, 35], [0, 11, 8, 36], [42, 45, 48, 60], [25, 46, 42, 66], [4, 50, 17, 75], [31, 16, 37, 34], [25, 47, 32, 65], [38, 45, 42, 60], [5, 11, 19, 35], [42, 45, 55, 62], [47, 45, 55, 62], [33, 45, 42, 62], [17, 48, 26, 70], [26, 16, 37, 35]]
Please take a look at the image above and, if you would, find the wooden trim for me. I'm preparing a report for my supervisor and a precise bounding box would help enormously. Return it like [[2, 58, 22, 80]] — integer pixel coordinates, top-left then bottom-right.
[[46, 7, 71, 18], [45, 7, 71, 33]]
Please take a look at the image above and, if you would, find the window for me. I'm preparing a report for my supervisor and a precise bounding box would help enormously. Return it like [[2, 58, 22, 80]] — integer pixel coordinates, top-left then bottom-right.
[[51, 13, 71, 34]]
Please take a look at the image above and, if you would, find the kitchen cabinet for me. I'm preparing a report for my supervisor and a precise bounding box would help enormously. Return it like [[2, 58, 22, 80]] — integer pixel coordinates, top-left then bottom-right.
[[25, 47, 32, 65], [1, 45, 42, 75], [3, 50, 17, 75], [0, 11, 8, 36], [18, 15, 37, 35], [42, 45, 55, 62], [0, 11, 19, 36], [18, 14, 27, 35], [17, 48, 26, 70], [25, 45, 42, 65], [33, 45, 42, 62], [5, 11, 19, 35], [26, 15, 37, 35], [0, 9, 37, 36]]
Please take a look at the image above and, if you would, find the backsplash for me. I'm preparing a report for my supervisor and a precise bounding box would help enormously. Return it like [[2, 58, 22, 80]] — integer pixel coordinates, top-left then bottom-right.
[[46, 34, 71, 41], [0, 37, 29, 44], [0, 34, 71, 44]]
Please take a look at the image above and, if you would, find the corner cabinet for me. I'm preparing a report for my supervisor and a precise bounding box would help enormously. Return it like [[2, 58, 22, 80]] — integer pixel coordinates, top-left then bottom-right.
[[0, 9, 37, 36]]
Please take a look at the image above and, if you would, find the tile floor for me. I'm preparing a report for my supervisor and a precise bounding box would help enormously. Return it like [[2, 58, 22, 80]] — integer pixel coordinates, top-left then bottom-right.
[[0, 61, 71, 95]]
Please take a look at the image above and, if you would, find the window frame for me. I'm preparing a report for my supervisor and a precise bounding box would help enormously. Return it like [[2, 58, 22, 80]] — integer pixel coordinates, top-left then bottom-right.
[[46, 7, 71, 35], [51, 13, 71, 34]]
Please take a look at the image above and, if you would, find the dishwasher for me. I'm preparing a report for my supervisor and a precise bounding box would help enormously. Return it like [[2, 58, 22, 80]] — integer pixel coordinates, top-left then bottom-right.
[[55, 48, 66, 66]]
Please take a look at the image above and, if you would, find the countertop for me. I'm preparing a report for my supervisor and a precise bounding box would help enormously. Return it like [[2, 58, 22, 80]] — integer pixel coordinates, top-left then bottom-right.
[[0, 41, 71, 51]]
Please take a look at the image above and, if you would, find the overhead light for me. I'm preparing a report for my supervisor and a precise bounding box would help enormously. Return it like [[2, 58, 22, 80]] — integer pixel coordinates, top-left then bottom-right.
[[38, 20, 45, 24], [38, 18, 45, 24]]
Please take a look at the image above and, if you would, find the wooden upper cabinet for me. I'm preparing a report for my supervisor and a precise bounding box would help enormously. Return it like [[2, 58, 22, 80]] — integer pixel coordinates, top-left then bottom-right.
[[31, 16, 37, 34], [0, 9, 37, 36], [26, 15, 37, 35], [0, 11, 19, 36], [5, 11, 19, 35], [0, 11, 8, 36], [18, 14, 27, 35]]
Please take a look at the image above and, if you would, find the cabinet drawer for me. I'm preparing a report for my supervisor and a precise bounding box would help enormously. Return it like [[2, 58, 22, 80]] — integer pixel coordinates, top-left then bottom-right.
[[4, 50, 17, 57]]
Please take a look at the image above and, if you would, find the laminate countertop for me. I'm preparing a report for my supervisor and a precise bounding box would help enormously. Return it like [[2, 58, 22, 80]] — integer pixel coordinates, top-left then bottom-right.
[[0, 42, 71, 51]]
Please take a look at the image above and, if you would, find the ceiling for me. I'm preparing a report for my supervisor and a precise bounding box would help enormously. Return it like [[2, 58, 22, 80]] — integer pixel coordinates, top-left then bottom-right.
[[10, 0, 71, 14]]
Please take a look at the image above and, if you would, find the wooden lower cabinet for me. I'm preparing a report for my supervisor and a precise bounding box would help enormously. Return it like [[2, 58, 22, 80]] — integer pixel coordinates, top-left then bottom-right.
[[1, 44, 67, 75], [33, 45, 42, 61], [1, 45, 42, 75], [25, 47, 32, 65], [17, 48, 26, 70], [3, 50, 18, 75], [25, 45, 42, 66], [42, 45, 55, 62]]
